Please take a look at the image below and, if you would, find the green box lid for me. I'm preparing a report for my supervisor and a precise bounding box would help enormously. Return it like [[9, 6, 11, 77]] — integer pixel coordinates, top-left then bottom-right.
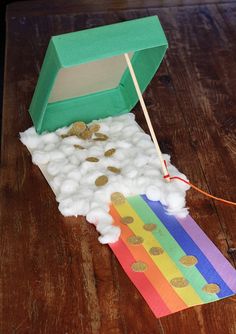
[[29, 15, 168, 133]]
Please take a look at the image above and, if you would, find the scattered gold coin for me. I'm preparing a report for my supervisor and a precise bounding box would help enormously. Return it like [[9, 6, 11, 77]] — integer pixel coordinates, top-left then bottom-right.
[[93, 138, 108, 142], [104, 148, 116, 157], [131, 261, 148, 272], [93, 132, 108, 141], [107, 166, 121, 174], [149, 247, 164, 255], [170, 277, 189, 288], [89, 123, 100, 133], [95, 175, 108, 187], [110, 192, 126, 205], [86, 157, 99, 162], [127, 235, 144, 245], [179, 255, 198, 267], [74, 144, 85, 149], [79, 129, 93, 140], [202, 283, 220, 294], [68, 122, 87, 136], [143, 223, 157, 231], [61, 134, 69, 139], [121, 216, 134, 225]]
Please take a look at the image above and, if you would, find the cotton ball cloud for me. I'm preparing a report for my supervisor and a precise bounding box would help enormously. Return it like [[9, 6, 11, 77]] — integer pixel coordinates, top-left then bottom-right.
[[20, 113, 190, 244]]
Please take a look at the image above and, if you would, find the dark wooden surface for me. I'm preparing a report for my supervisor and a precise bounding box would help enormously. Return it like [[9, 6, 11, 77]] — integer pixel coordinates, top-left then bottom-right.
[[1, 1, 236, 333]]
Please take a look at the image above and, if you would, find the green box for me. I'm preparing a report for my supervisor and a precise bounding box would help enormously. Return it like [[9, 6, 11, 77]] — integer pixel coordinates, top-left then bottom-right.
[[29, 16, 168, 133]]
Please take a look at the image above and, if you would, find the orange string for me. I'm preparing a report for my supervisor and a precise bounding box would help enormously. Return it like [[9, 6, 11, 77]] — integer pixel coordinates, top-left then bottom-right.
[[163, 161, 236, 207]]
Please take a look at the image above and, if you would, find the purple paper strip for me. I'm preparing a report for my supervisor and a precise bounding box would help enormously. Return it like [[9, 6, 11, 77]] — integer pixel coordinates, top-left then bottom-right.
[[178, 215, 236, 292]]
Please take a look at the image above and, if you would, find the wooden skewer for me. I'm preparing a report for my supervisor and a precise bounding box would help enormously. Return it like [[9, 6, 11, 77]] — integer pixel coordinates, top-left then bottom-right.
[[124, 53, 170, 181]]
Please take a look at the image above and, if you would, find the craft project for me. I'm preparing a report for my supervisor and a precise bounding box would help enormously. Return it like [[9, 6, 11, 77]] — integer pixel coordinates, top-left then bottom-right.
[[21, 16, 236, 319]]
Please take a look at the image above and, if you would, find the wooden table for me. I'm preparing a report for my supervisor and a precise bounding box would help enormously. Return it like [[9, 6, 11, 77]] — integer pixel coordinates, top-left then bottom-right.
[[1, 1, 236, 333]]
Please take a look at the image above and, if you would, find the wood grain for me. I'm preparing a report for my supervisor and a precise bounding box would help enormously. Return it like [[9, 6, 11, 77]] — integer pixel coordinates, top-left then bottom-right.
[[1, 1, 236, 333]]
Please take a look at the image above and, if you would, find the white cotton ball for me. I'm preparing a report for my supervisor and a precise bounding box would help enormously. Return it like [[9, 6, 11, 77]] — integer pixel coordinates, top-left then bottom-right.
[[67, 169, 82, 182], [134, 154, 150, 168], [146, 147, 156, 155], [96, 221, 113, 234], [50, 175, 65, 193], [58, 197, 90, 216], [74, 150, 88, 162], [144, 168, 161, 178], [62, 136, 84, 145], [32, 151, 50, 165], [60, 179, 78, 195], [44, 143, 56, 152], [98, 123, 110, 132], [87, 146, 104, 156], [149, 156, 162, 168], [119, 113, 135, 122], [93, 189, 112, 203], [68, 155, 79, 165], [47, 161, 66, 176], [137, 139, 153, 149], [167, 207, 189, 218], [76, 187, 94, 199], [86, 208, 113, 225], [165, 192, 186, 210], [146, 185, 162, 201], [132, 132, 150, 144], [114, 150, 126, 161], [20, 133, 42, 150], [109, 122, 123, 133], [80, 170, 102, 184], [63, 164, 76, 174], [48, 150, 65, 161], [116, 141, 132, 149], [41, 132, 59, 144], [122, 166, 138, 178], [60, 144, 75, 155], [90, 201, 110, 212], [122, 125, 139, 137], [98, 226, 121, 244]]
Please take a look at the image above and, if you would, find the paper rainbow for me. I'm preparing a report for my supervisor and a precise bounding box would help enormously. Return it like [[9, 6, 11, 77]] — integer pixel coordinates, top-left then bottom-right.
[[109, 195, 236, 318]]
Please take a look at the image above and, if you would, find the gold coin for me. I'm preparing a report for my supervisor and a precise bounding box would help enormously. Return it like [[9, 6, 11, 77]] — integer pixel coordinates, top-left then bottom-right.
[[61, 134, 69, 138], [104, 148, 116, 157], [143, 224, 157, 231], [79, 129, 93, 140], [127, 235, 144, 245], [74, 144, 85, 150], [131, 261, 148, 272], [121, 216, 134, 225], [95, 175, 108, 187], [170, 277, 189, 288], [68, 122, 87, 136], [94, 132, 108, 138], [107, 166, 121, 174], [93, 132, 108, 141], [93, 137, 108, 142], [86, 157, 99, 162], [110, 192, 126, 205], [149, 247, 164, 255], [179, 255, 198, 267], [202, 283, 220, 294], [89, 123, 100, 133]]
